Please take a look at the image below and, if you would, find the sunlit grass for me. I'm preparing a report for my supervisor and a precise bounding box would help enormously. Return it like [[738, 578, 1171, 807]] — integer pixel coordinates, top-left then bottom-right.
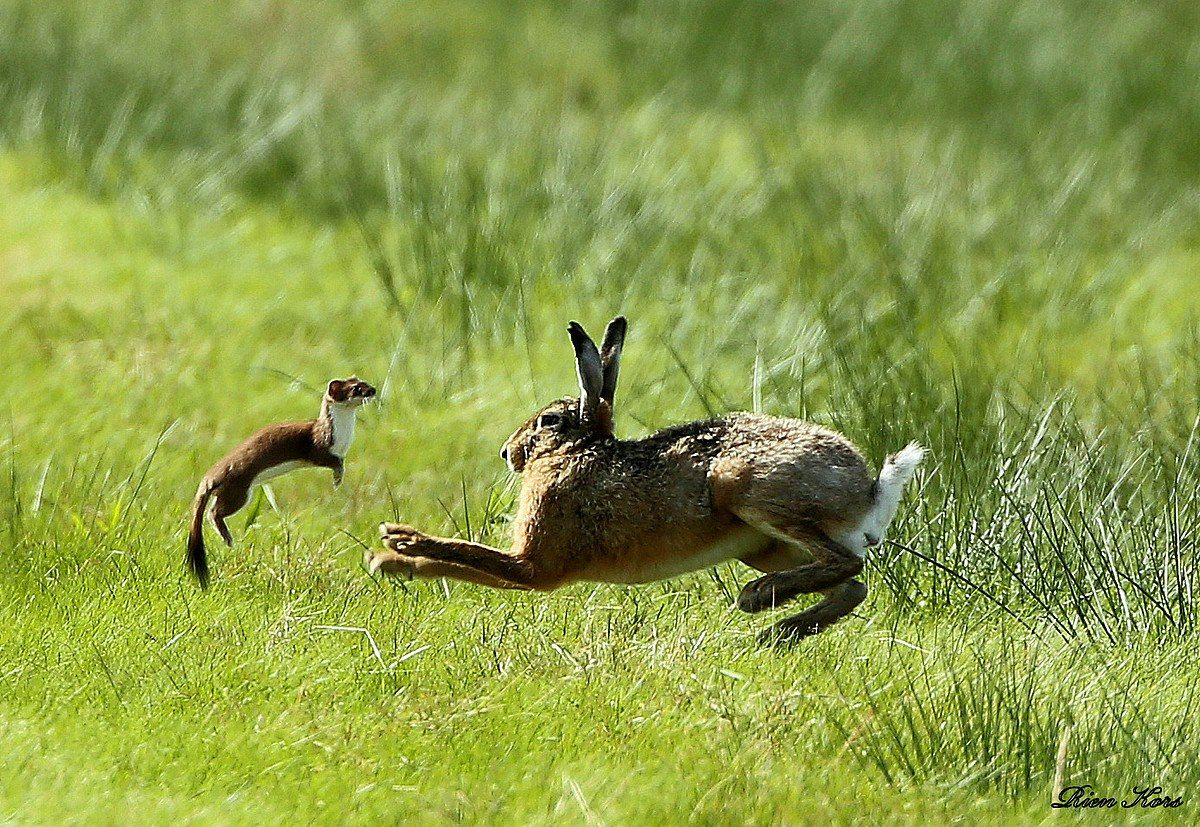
[[1, 1, 1198, 823]]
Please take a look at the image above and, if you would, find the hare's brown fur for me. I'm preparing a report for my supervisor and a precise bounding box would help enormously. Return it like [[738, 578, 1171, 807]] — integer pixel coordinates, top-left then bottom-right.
[[371, 317, 922, 644]]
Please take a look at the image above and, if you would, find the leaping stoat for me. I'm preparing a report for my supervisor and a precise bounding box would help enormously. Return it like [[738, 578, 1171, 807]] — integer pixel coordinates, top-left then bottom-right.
[[187, 376, 376, 587]]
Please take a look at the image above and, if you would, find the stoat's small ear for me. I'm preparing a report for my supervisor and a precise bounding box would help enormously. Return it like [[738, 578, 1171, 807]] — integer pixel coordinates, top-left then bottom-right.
[[327, 379, 347, 401]]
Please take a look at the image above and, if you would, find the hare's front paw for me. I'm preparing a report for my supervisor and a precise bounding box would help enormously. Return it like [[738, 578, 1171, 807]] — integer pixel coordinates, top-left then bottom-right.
[[365, 547, 413, 577], [378, 522, 429, 552]]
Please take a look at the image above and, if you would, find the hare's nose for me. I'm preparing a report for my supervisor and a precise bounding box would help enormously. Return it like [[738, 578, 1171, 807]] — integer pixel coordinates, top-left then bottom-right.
[[500, 446, 509, 462]]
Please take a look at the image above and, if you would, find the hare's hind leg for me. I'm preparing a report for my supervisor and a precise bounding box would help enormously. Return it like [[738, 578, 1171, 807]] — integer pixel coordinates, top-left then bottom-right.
[[759, 579, 867, 645], [732, 520, 863, 614], [712, 457, 865, 615]]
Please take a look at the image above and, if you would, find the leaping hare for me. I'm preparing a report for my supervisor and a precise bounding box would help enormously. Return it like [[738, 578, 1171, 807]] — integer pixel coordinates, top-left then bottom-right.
[[369, 317, 924, 643]]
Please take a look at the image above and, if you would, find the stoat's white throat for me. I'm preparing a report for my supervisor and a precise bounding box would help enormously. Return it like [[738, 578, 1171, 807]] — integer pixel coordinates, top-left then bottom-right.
[[329, 403, 357, 458]]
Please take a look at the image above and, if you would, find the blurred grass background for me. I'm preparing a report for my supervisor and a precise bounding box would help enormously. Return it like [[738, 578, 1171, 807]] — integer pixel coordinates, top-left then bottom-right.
[[1, 1, 1198, 823]]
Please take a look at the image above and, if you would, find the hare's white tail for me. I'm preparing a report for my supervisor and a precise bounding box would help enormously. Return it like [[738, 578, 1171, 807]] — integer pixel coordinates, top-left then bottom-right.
[[860, 442, 925, 547]]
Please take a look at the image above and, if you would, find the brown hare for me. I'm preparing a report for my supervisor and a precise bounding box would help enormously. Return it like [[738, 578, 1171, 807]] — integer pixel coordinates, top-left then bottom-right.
[[369, 317, 924, 643]]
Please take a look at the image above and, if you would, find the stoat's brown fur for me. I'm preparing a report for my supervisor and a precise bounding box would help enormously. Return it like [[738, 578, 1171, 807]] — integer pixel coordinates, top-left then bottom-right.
[[370, 317, 924, 645], [187, 377, 375, 587]]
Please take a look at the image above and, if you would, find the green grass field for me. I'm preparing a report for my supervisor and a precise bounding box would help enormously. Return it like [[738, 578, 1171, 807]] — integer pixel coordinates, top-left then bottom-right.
[[1, 1, 1198, 823]]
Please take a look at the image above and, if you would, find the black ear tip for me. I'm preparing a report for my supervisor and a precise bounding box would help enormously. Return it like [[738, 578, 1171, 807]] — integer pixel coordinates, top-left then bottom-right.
[[567, 321, 590, 346]]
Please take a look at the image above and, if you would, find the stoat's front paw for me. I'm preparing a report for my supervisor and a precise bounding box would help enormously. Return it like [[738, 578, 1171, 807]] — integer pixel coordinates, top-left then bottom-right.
[[378, 522, 429, 552]]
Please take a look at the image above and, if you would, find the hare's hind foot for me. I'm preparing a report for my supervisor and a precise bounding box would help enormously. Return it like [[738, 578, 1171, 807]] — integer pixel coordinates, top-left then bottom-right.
[[736, 552, 863, 613], [736, 560, 863, 614], [757, 579, 867, 645]]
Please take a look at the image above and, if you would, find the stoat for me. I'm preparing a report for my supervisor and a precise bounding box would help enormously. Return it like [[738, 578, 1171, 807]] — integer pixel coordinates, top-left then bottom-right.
[[187, 376, 376, 587]]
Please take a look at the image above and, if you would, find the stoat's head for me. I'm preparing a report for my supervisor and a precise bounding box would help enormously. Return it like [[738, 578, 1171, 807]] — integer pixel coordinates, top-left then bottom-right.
[[326, 376, 377, 408]]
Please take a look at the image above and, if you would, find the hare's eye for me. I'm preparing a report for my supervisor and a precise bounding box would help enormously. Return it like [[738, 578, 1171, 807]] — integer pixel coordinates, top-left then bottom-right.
[[537, 413, 561, 430]]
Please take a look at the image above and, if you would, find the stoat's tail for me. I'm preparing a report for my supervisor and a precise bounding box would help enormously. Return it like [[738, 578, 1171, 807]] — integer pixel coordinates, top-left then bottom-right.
[[187, 480, 215, 588], [863, 442, 925, 545]]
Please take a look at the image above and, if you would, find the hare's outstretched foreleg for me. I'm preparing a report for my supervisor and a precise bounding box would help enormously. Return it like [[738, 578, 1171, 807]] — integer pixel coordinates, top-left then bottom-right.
[[733, 522, 863, 614], [371, 523, 562, 590], [367, 546, 532, 589], [759, 579, 867, 645]]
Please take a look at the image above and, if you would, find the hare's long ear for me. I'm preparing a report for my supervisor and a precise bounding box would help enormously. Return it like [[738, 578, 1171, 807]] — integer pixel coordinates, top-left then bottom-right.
[[568, 321, 603, 419], [599, 316, 626, 406]]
